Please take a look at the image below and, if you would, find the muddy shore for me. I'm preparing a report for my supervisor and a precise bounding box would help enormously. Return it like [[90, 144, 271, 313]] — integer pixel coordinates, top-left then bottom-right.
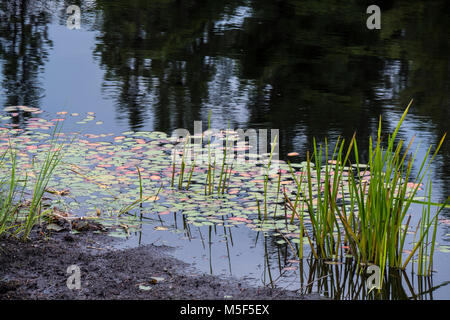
[[0, 227, 323, 300]]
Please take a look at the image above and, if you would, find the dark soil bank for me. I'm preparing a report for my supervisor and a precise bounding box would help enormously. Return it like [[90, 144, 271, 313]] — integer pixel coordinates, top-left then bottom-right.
[[0, 229, 320, 300]]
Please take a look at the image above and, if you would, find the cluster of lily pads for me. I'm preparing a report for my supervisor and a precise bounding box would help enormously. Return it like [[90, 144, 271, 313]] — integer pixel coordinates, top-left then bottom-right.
[[1, 113, 311, 240], [0, 118, 339, 239]]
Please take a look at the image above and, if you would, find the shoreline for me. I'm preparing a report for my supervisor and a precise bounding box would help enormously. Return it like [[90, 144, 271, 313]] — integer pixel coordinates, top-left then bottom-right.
[[0, 226, 323, 300]]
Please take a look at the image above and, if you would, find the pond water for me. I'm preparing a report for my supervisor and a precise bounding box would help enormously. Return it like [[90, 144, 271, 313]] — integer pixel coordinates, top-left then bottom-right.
[[0, 0, 449, 299]]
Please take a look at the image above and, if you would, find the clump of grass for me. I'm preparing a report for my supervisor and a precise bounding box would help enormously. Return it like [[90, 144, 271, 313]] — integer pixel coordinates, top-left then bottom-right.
[[22, 126, 66, 240], [0, 125, 66, 240], [171, 110, 234, 196], [338, 101, 446, 276], [269, 101, 447, 281], [217, 125, 230, 195], [170, 132, 197, 191], [215, 123, 235, 195], [0, 146, 27, 237], [203, 112, 233, 196]]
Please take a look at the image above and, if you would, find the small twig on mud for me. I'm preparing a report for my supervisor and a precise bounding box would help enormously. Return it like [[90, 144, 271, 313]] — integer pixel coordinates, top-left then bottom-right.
[[86, 246, 106, 250]]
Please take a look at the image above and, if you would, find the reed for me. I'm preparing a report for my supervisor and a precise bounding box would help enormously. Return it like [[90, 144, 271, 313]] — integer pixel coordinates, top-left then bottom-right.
[[205, 110, 213, 195], [263, 135, 278, 219], [169, 110, 238, 196], [170, 132, 194, 191], [0, 145, 26, 237], [185, 153, 197, 191], [0, 124, 66, 240], [265, 101, 447, 282], [118, 184, 162, 217], [216, 124, 234, 195], [22, 125, 66, 240]]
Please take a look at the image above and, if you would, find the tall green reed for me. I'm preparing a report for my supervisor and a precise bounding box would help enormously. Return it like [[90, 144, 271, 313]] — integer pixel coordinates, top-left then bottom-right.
[[270, 101, 446, 281], [22, 126, 66, 240], [0, 125, 66, 240], [0, 146, 27, 237], [171, 110, 234, 195]]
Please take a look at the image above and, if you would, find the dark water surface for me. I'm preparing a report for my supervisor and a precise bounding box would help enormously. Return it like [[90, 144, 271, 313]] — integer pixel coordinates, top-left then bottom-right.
[[1, 0, 449, 299]]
